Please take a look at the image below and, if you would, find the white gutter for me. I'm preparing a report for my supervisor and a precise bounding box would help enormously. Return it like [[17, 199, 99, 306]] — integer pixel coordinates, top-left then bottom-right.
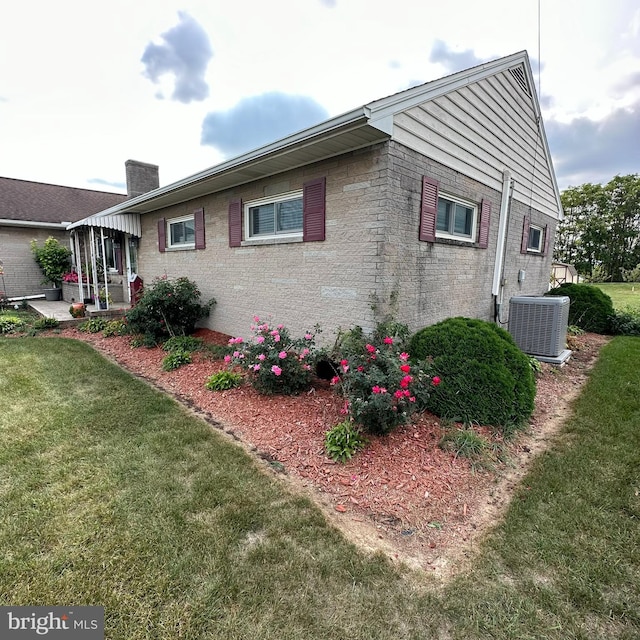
[[0, 219, 70, 229], [492, 170, 514, 298]]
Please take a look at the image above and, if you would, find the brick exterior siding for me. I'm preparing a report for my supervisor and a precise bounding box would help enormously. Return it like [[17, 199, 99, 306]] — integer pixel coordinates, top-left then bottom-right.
[[135, 141, 556, 343]]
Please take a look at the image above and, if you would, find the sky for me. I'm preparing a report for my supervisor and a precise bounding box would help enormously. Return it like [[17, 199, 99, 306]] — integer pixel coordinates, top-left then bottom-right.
[[1, 0, 639, 196]]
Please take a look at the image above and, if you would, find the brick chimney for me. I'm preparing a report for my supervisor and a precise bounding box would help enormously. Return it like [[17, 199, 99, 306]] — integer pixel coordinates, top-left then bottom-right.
[[125, 160, 159, 199]]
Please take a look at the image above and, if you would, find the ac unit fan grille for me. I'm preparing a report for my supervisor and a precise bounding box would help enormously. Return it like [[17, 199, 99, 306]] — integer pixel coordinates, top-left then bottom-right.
[[508, 296, 570, 357]]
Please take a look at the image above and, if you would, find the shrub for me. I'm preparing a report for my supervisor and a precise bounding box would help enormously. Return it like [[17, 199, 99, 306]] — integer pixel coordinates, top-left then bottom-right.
[[162, 335, 204, 353], [409, 317, 536, 434], [609, 307, 640, 336], [32, 317, 60, 331], [102, 319, 128, 337], [0, 315, 24, 334], [205, 371, 242, 391], [161, 350, 192, 371], [330, 323, 438, 435], [545, 283, 614, 334], [124, 276, 215, 345], [78, 317, 108, 333], [227, 318, 319, 395], [324, 420, 368, 463], [30, 237, 72, 287]]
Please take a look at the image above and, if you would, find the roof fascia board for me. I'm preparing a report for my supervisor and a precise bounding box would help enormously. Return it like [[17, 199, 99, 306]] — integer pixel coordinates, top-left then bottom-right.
[[0, 219, 69, 230], [366, 51, 529, 121]]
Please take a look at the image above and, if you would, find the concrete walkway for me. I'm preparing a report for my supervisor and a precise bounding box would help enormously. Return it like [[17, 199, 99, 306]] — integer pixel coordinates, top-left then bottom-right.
[[28, 299, 130, 324]]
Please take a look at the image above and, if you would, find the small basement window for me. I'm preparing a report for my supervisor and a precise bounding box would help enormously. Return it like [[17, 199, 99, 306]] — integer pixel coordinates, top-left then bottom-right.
[[245, 191, 303, 240], [436, 193, 478, 242]]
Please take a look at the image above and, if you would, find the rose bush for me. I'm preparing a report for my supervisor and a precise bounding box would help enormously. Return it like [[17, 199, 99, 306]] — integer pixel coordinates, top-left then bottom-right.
[[331, 324, 440, 435], [227, 318, 320, 395]]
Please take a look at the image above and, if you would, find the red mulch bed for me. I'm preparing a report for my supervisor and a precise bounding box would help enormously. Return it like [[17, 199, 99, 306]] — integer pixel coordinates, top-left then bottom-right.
[[49, 326, 609, 576]]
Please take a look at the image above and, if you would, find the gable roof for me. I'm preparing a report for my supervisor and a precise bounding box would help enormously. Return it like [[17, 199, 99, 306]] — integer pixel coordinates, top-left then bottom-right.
[[71, 50, 561, 228], [0, 176, 127, 227]]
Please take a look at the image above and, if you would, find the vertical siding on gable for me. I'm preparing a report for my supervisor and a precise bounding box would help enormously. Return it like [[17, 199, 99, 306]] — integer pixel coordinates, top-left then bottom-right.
[[392, 69, 559, 220]]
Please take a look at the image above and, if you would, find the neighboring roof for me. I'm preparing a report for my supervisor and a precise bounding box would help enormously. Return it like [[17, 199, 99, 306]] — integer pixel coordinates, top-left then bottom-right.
[[0, 176, 127, 226], [71, 50, 561, 227]]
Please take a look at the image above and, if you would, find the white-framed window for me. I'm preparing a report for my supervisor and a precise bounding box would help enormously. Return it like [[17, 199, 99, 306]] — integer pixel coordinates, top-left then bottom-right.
[[244, 191, 303, 240], [168, 214, 195, 248], [436, 193, 478, 242], [527, 224, 543, 252]]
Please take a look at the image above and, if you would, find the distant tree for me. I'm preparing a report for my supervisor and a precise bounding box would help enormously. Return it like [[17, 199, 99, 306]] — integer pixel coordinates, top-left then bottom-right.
[[555, 174, 640, 281]]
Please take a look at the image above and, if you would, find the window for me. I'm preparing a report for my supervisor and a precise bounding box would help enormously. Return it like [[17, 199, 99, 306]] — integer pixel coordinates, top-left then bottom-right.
[[245, 191, 303, 240], [436, 194, 477, 240], [228, 178, 326, 247], [419, 176, 490, 248], [158, 209, 205, 253], [168, 215, 195, 248], [520, 217, 548, 255], [527, 225, 543, 252]]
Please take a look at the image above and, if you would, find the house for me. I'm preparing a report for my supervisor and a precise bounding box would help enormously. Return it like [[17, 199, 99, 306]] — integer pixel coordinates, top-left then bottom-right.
[[0, 175, 127, 300], [70, 50, 562, 340]]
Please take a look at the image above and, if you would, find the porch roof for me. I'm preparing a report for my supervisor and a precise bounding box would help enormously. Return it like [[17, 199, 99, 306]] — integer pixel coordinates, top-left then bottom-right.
[[68, 213, 141, 237]]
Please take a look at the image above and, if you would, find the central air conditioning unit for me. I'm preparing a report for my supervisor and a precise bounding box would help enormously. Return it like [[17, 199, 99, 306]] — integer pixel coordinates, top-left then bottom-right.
[[508, 296, 571, 363]]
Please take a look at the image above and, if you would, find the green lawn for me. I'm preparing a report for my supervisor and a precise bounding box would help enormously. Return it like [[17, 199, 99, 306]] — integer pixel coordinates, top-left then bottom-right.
[[1, 336, 639, 639], [592, 282, 640, 310]]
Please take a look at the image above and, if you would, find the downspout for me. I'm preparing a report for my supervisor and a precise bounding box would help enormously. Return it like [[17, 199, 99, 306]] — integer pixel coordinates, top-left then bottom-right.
[[492, 170, 514, 323]]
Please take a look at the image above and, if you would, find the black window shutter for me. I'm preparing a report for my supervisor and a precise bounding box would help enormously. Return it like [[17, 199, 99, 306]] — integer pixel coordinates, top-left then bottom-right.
[[158, 218, 166, 253], [478, 198, 491, 249], [419, 176, 438, 242], [520, 216, 530, 254], [542, 224, 550, 256], [228, 199, 242, 247], [194, 208, 206, 249], [303, 177, 326, 242]]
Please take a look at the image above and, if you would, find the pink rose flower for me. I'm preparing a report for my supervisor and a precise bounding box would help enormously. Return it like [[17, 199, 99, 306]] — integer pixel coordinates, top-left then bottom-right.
[[271, 365, 282, 376], [304, 333, 313, 340], [279, 351, 287, 359], [256, 336, 265, 344], [383, 336, 393, 344], [253, 364, 260, 371], [257, 354, 266, 361], [399, 352, 410, 361]]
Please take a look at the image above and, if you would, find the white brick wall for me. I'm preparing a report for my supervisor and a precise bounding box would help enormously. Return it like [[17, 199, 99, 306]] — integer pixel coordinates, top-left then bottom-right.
[[135, 141, 556, 343]]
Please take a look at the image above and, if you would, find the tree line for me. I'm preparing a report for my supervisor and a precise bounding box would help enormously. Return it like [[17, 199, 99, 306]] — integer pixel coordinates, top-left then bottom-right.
[[554, 174, 640, 282]]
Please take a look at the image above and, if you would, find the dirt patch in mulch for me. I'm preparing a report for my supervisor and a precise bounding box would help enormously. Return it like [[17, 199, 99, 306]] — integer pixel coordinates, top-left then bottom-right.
[[48, 326, 609, 578]]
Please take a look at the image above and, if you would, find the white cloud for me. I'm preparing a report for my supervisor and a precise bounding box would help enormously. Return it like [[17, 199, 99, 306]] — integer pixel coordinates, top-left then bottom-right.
[[0, 0, 638, 192]]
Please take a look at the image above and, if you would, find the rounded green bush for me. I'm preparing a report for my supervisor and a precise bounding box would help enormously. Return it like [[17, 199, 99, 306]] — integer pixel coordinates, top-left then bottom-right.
[[408, 317, 536, 434], [545, 283, 614, 334]]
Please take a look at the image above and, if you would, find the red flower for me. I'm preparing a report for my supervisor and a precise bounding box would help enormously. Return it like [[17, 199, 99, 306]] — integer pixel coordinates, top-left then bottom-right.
[[383, 337, 393, 344], [365, 344, 376, 353], [432, 376, 441, 386], [400, 375, 413, 388], [400, 364, 411, 373]]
